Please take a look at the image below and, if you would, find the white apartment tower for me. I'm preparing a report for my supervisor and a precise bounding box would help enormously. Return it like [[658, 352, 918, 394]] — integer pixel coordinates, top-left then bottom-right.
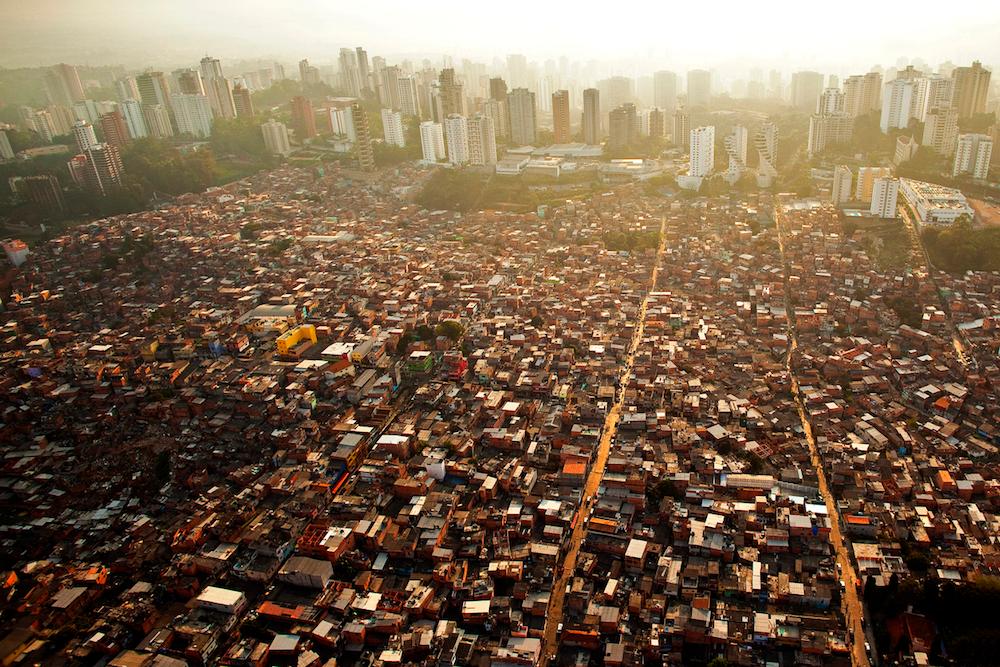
[[419, 121, 446, 162], [120, 100, 148, 139], [170, 93, 213, 138], [754, 122, 778, 186], [831, 165, 853, 205], [870, 177, 899, 218], [467, 113, 497, 166], [953, 133, 993, 179], [689, 126, 715, 178], [261, 120, 292, 156], [381, 109, 405, 148], [72, 120, 98, 153], [443, 114, 469, 165], [724, 125, 748, 184], [880, 78, 920, 132]]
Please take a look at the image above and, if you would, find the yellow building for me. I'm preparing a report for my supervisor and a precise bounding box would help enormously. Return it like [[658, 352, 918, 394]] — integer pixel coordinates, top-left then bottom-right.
[[277, 324, 317, 357]]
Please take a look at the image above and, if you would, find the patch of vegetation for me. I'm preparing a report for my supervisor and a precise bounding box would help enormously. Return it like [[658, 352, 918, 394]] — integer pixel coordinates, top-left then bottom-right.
[[922, 217, 1000, 272]]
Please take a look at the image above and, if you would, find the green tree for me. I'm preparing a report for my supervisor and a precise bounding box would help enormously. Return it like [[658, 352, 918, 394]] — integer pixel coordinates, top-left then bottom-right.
[[435, 320, 464, 341]]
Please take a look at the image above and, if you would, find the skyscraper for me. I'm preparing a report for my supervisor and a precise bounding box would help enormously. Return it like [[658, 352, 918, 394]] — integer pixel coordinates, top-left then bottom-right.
[[175, 68, 205, 95], [299, 59, 321, 86], [379, 66, 401, 111], [831, 165, 853, 204], [922, 106, 959, 156], [338, 49, 362, 96], [653, 71, 678, 112], [508, 88, 537, 146], [261, 120, 292, 156], [352, 102, 374, 172], [951, 61, 991, 119], [754, 122, 778, 186], [790, 71, 824, 110], [356, 47, 371, 94], [953, 133, 992, 179], [467, 113, 497, 166], [0, 130, 14, 160], [689, 126, 715, 177], [437, 69, 465, 118], [582, 88, 600, 145], [489, 77, 508, 102], [552, 90, 571, 144], [672, 108, 690, 146], [73, 144, 124, 196], [807, 113, 853, 157], [290, 96, 317, 139], [398, 76, 421, 118], [120, 100, 148, 139], [855, 167, 892, 202], [45, 64, 86, 107], [72, 120, 98, 153], [686, 70, 711, 108], [870, 177, 899, 218], [232, 85, 255, 118], [115, 77, 140, 102], [142, 105, 173, 138], [381, 109, 405, 148], [608, 104, 638, 150], [136, 72, 171, 107], [724, 125, 748, 183], [880, 78, 921, 132], [99, 111, 130, 148], [201, 57, 237, 119], [170, 94, 213, 138], [419, 121, 446, 162], [443, 114, 469, 165]]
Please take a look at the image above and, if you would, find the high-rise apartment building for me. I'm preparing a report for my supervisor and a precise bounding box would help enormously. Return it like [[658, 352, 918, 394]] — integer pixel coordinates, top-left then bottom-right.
[[855, 166, 893, 202], [689, 126, 715, 178], [724, 125, 748, 183], [642, 108, 666, 138], [175, 68, 204, 95], [817, 88, 845, 114], [791, 71, 824, 110], [673, 108, 690, 146], [467, 113, 497, 166], [72, 120, 98, 153], [870, 177, 899, 218], [843, 72, 883, 117], [338, 50, 362, 97], [880, 78, 921, 132], [261, 120, 292, 156], [951, 61, 991, 119], [397, 76, 421, 118], [45, 64, 86, 107], [99, 111, 130, 148], [29, 110, 56, 142], [74, 143, 124, 195], [483, 99, 507, 141], [582, 88, 600, 145], [0, 130, 14, 160], [443, 114, 469, 165], [807, 113, 853, 157], [170, 94, 213, 138], [232, 85, 254, 118], [953, 133, 993, 179], [831, 165, 853, 204], [922, 106, 959, 156], [437, 69, 465, 119], [119, 100, 148, 139], [508, 88, 537, 146], [355, 47, 371, 94], [653, 71, 678, 112], [21, 175, 66, 213], [290, 96, 317, 139], [351, 102, 374, 171], [894, 135, 918, 165], [115, 76, 140, 102], [608, 104, 638, 150], [686, 70, 711, 108], [419, 121, 446, 162], [754, 122, 778, 186], [381, 109, 405, 148], [142, 105, 173, 138], [552, 90, 571, 144], [136, 72, 171, 108]]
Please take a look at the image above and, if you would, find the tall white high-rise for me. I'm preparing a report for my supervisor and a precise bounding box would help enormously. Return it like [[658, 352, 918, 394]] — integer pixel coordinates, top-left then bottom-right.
[[653, 71, 678, 111], [754, 122, 778, 186], [120, 100, 148, 139], [142, 105, 173, 138], [880, 78, 920, 132], [0, 130, 13, 160], [467, 113, 497, 166], [870, 177, 899, 218], [817, 88, 845, 114], [922, 107, 958, 156], [397, 76, 421, 117], [724, 125, 748, 183], [261, 120, 291, 156], [170, 93, 213, 138], [419, 121, 446, 162], [689, 126, 715, 178], [831, 165, 853, 204], [381, 109, 405, 148], [856, 166, 893, 202], [507, 88, 536, 146], [953, 133, 993, 179], [72, 120, 98, 153], [443, 114, 469, 165]]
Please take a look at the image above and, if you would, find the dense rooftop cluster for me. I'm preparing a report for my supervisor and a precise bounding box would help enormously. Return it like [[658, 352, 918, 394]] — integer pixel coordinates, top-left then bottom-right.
[[0, 164, 998, 667]]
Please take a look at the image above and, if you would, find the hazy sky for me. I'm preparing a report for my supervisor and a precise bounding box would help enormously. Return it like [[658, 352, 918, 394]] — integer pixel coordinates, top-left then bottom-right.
[[1, 0, 998, 76]]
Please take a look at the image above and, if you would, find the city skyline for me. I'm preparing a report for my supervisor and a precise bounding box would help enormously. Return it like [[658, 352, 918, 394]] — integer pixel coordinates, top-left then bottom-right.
[[1, 0, 999, 74]]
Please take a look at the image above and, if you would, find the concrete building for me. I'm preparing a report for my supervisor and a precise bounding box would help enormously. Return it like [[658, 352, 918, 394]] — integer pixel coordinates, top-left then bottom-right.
[[791, 71, 824, 110], [170, 93, 213, 138], [807, 113, 853, 157], [381, 109, 405, 148], [608, 104, 638, 150], [817, 88, 844, 114], [582, 88, 600, 145], [232, 85, 254, 118], [291, 96, 317, 140], [843, 72, 882, 118], [880, 78, 920, 132], [856, 166, 893, 203], [900, 178, 974, 225], [922, 106, 958, 156], [352, 102, 374, 172], [653, 71, 678, 112], [953, 133, 992, 179], [443, 114, 469, 165], [142, 104, 173, 138], [71, 120, 98, 153], [45, 64, 86, 107], [951, 61, 991, 119], [0, 130, 13, 160], [467, 113, 497, 166], [419, 121, 446, 162], [870, 177, 899, 218], [894, 135, 918, 165], [120, 100, 148, 139], [398, 76, 421, 118], [99, 111, 130, 148], [136, 71, 171, 108], [724, 125, 748, 184], [754, 122, 778, 186], [508, 88, 537, 146], [552, 90, 571, 144], [673, 107, 690, 146], [831, 165, 853, 204], [686, 69, 711, 108], [261, 120, 292, 156], [689, 125, 715, 178], [483, 98, 507, 141]]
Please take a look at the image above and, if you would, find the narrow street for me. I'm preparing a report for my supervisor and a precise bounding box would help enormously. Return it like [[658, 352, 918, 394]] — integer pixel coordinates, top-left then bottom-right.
[[538, 215, 667, 666], [774, 202, 873, 667]]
